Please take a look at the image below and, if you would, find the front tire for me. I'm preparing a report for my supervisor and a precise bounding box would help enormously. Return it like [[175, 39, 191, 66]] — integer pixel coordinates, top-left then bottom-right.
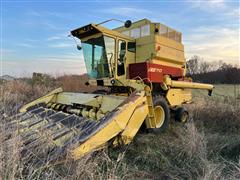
[[149, 96, 170, 133]]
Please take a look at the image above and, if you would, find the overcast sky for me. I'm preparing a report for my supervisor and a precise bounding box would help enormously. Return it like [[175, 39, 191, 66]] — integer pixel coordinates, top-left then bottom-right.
[[1, 0, 239, 77]]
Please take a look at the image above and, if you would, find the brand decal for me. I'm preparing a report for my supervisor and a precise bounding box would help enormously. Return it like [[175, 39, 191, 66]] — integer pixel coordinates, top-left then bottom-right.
[[148, 67, 162, 73]]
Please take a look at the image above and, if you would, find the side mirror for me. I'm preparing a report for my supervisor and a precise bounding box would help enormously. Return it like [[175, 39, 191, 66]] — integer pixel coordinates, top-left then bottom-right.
[[124, 20, 132, 28], [77, 45, 82, 50]]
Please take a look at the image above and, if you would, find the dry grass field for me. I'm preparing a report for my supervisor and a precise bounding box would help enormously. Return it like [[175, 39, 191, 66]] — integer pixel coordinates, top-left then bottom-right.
[[0, 76, 239, 179]]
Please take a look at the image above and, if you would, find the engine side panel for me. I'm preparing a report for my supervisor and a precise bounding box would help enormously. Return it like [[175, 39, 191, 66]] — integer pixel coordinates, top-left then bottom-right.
[[129, 62, 184, 83]]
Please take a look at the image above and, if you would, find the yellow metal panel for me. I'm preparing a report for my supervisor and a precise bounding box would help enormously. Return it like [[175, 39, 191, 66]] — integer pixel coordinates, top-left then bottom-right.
[[135, 34, 185, 67], [120, 103, 148, 144], [126, 50, 136, 65], [155, 35, 184, 50], [151, 59, 183, 68], [166, 88, 192, 106], [154, 35, 185, 66], [56, 92, 100, 107], [135, 35, 155, 62], [71, 120, 122, 159], [144, 86, 156, 128], [100, 95, 127, 114], [71, 91, 148, 160]]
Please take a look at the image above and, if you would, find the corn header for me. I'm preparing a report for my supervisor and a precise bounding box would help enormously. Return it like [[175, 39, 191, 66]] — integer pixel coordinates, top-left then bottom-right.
[[3, 19, 213, 162]]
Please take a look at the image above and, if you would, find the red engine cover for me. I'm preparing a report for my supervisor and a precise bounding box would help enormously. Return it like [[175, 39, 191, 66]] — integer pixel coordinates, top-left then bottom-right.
[[129, 62, 184, 83]]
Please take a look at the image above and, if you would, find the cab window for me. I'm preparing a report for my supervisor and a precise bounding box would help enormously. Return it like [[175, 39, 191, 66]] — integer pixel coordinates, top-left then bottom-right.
[[117, 40, 126, 76], [127, 42, 136, 53]]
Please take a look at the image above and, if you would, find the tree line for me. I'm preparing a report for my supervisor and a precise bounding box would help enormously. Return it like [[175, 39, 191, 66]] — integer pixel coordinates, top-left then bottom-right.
[[186, 55, 240, 84]]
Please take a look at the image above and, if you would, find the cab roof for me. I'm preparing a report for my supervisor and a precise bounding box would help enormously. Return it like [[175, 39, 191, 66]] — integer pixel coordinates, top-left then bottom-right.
[[71, 23, 134, 41]]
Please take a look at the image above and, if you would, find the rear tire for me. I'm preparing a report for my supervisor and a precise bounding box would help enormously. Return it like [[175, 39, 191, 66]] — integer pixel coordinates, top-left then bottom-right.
[[149, 96, 170, 133], [175, 107, 189, 123]]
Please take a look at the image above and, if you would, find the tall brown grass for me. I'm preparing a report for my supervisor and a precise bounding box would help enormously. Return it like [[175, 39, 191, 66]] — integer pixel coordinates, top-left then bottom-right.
[[58, 74, 103, 93], [0, 77, 239, 179]]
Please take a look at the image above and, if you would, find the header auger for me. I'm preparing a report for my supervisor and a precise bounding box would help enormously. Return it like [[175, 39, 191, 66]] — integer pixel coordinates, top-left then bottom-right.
[[3, 19, 213, 163]]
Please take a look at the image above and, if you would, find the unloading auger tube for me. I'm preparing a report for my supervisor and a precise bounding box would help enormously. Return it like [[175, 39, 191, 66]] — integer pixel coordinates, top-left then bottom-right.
[[3, 87, 149, 162]]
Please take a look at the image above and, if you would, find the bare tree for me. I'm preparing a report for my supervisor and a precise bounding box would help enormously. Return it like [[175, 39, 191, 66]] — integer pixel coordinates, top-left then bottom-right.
[[199, 61, 211, 74], [220, 63, 233, 70], [186, 55, 201, 75]]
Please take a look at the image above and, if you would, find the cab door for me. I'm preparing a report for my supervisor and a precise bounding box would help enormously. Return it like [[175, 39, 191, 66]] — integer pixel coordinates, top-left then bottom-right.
[[117, 39, 127, 77]]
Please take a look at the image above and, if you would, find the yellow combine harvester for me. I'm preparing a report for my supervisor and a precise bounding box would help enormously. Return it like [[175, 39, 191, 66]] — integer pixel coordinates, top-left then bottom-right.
[[6, 19, 213, 162]]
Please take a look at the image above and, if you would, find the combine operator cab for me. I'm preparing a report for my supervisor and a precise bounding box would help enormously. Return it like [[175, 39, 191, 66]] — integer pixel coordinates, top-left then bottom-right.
[[71, 23, 135, 88]]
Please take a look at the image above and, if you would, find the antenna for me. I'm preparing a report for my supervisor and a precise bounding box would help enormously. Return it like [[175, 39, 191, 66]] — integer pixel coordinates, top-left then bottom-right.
[[96, 19, 132, 28]]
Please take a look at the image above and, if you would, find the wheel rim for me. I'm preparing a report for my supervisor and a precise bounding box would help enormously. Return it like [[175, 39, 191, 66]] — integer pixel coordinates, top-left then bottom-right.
[[181, 112, 188, 123], [154, 106, 165, 128]]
